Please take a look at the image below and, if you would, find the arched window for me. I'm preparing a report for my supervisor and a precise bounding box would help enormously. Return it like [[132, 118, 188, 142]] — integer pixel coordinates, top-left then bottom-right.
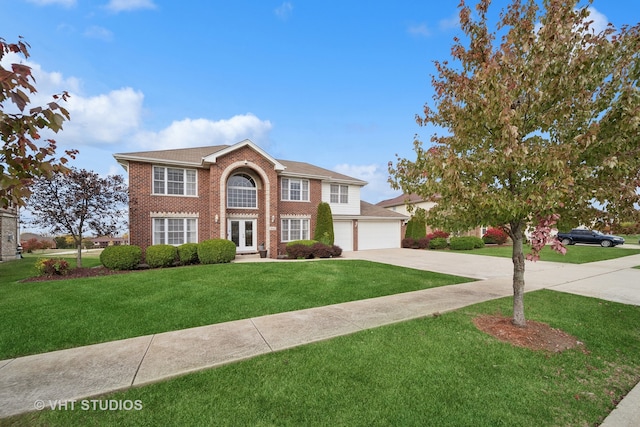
[[227, 173, 257, 208]]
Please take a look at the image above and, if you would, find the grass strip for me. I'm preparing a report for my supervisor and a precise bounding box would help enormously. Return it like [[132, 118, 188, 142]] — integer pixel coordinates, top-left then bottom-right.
[[466, 244, 640, 263], [0, 259, 471, 359], [14, 290, 640, 426]]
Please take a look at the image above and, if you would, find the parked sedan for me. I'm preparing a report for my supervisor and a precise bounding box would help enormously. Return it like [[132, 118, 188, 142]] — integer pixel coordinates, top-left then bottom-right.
[[556, 229, 625, 247]]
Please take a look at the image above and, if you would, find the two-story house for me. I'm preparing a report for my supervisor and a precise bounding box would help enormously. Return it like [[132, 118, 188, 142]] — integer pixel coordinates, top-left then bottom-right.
[[114, 139, 407, 258]]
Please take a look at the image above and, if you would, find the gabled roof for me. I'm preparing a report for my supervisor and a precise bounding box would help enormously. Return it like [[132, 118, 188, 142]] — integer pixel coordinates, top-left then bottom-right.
[[113, 139, 367, 185], [359, 201, 408, 219], [376, 193, 425, 208]]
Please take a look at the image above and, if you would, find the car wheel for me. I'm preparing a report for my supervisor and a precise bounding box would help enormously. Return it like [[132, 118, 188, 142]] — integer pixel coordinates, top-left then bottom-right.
[[600, 240, 612, 247], [561, 238, 571, 246]]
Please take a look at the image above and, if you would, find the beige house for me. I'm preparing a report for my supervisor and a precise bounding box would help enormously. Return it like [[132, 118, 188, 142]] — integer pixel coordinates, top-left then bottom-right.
[[0, 201, 20, 261]]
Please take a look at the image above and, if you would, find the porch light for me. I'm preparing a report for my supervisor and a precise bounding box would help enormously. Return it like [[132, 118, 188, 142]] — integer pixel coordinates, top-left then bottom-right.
[[214, 214, 219, 223]]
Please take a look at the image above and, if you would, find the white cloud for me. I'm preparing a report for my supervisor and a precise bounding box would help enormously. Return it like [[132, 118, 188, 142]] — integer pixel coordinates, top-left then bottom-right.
[[333, 163, 398, 203], [83, 25, 114, 41], [26, 0, 75, 7], [585, 7, 609, 34], [407, 23, 431, 37], [134, 114, 273, 150], [64, 87, 145, 144], [275, 2, 293, 21], [105, 0, 156, 13]]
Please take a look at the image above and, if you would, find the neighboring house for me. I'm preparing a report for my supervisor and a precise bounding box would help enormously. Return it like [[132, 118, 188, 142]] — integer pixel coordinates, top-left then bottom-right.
[[91, 236, 128, 248], [377, 193, 485, 237], [0, 200, 20, 261], [113, 139, 408, 258]]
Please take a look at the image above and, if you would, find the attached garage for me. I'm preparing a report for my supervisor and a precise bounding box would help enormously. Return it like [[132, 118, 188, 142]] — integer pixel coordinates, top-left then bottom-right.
[[333, 220, 354, 251], [358, 220, 402, 250]]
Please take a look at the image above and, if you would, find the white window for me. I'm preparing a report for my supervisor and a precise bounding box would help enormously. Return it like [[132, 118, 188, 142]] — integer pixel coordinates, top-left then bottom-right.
[[281, 219, 309, 241], [153, 167, 197, 196], [330, 184, 349, 204], [227, 174, 257, 208], [281, 178, 309, 201], [153, 218, 197, 245]]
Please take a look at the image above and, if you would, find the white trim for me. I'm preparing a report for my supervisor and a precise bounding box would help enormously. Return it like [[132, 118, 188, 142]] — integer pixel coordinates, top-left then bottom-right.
[[203, 139, 286, 171]]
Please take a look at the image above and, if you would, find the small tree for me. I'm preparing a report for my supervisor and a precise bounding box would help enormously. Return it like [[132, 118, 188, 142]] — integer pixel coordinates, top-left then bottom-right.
[[1, 37, 77, 208], [405, 208, 427, 239], [27, 168, 128, 267], [313, 202, 335, 245], [390, 0, 640, 327]]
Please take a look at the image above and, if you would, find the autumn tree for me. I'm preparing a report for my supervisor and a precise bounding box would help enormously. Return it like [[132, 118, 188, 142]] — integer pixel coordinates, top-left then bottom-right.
[[389, 0, 640, 326], [1, 37, 77, 208], [27, 168, 128, 267]]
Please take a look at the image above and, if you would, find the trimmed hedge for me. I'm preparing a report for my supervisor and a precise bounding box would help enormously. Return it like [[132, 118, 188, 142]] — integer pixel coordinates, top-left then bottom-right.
[[100, 245, 142, 270], [482, 228, 509, 245], [286, 242, 342, 259], [429, 237, 448, 249], [178, 243, 199, 265], [145, 244, 178, 268], [450, 236, 484, 250], [314, 202, 335, 245], [197, 239, 236, 264], [286, 240, 317, 247], [402, 237, 430, 249]]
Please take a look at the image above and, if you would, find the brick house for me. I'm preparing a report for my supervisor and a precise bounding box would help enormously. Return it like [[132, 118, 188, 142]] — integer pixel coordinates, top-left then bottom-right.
[[114, 139, 407, 258]]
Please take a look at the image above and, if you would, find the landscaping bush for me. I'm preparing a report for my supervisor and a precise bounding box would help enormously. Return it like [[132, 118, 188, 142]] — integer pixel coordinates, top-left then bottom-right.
[[311, 242, 333, 258], [177, 243, 199, 265], [482, 227, 508, 245], [197, 239, 236, 264], [427, 230, 450, 240], [34, 258, 70, 276], [402, 237, 417, 248], [450, 236, 476, 250], [313, 202, 335, 245], [417, 237, 431, 249], [471, 236, 485, 248], [145, 244, 178, 268], [331, 245, 343, 257], [286, 240, 317, 248], [286, 243, 314, 259], [429, 237, 448, 249], [100, 245, 142, 270]]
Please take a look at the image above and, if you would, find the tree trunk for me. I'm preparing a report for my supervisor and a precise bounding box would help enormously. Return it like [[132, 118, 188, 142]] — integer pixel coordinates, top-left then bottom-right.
[[76, 244, 82, 268], [511, 221, 526, 327]]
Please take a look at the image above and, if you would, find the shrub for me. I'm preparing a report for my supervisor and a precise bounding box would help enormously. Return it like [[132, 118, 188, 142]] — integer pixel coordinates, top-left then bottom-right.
[[450, 236, 477, 250], [100, 245, 142, 270], [402, 237, 417, 248], [286, 240, 317, 247], [197, 239, 236, 264], [314, 202, 335, 245], [286, 243, 314, 259], [482, 228, 508, 245], [311, 242, 333, 258], [429, 237, 448, 249], [178, 243, 199, 265], [417, 237, 431, 249], [427, 230, 450, 240], [331, 245, 342, 257], [145, 244, 178, 268], [471, 236, 485, 248], [405, 209, 427, 240], [35, 258, 70, 276]]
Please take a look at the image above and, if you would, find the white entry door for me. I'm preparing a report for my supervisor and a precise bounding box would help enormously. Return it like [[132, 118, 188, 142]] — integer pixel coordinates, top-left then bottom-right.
[[228, 219, 257, 252]]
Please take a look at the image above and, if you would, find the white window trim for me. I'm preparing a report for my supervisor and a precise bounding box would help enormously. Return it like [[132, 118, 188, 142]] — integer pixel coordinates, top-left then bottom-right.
[[330, 184, 349, 204], [152, 217, 198, 245], [152, 166, 198, 197], [281, 217, 310, 242], [227, 173, 258, 209], [281, 178, 310, 202]]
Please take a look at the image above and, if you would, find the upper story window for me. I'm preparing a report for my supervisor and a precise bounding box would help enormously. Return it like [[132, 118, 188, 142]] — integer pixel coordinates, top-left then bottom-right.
[[227, 173, 257, 208], [330, 184, 349, 204], [153, 166, 197, 196], [281, 178, 309, 201]]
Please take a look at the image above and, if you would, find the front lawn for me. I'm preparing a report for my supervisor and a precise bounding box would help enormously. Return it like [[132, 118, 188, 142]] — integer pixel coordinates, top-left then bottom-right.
[[0, 259, 472, 359], [468, 244, 640, 263], [14, 290, 640, 426]]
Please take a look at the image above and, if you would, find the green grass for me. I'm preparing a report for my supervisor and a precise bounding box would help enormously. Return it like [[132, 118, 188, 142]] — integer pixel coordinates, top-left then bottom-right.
[[467, 244, 640, 263], [0, 259, 472, 359], [13, 290, 640, 426]]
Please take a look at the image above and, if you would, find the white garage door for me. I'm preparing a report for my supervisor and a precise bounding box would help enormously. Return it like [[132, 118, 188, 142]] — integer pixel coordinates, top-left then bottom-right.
[[358, 221, 401, 250], [333, 221, 353, 251]]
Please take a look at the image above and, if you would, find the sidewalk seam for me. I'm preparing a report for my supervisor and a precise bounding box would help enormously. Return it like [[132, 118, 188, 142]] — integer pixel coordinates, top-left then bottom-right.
[[130, 335, 155, 387], [250, 319, 274, 352]]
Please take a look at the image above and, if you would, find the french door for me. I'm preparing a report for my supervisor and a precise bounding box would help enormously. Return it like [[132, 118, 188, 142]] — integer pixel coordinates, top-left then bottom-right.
[[228, 219, 257, 252]]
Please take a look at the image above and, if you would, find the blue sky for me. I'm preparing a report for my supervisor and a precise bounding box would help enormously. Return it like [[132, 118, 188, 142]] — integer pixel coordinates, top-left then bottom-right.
[[3, 0, 640, 206]]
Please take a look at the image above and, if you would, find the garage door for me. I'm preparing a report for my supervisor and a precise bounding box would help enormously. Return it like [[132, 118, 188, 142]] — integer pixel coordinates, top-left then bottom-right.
[[333, 221, 353, 251], [358, 221, 401, 250]]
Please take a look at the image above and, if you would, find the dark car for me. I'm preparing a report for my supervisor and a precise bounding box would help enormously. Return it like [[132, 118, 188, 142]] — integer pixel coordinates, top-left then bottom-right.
[[556, 229, 625, 247]]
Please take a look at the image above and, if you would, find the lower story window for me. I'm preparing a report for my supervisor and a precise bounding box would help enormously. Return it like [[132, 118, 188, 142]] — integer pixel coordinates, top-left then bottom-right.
[[153, 218, 197, 245], [281, 218, 309, 242]]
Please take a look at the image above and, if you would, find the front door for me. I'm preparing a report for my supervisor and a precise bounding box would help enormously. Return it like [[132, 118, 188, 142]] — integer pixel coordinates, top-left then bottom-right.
[[228, 219, 257, 252]]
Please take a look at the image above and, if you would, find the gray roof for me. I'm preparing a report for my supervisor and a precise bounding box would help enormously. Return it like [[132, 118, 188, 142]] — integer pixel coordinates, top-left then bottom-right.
[[359, 201, 408, 219], [114, 144, 367, 185]]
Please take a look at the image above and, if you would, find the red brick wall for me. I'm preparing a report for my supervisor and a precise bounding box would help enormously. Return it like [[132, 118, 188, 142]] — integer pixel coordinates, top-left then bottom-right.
[[276, 178, 322, 256]]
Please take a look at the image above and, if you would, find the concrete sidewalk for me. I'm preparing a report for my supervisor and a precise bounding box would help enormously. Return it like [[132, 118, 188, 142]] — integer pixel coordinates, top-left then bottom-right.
[[1, 249, 639, 423]]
